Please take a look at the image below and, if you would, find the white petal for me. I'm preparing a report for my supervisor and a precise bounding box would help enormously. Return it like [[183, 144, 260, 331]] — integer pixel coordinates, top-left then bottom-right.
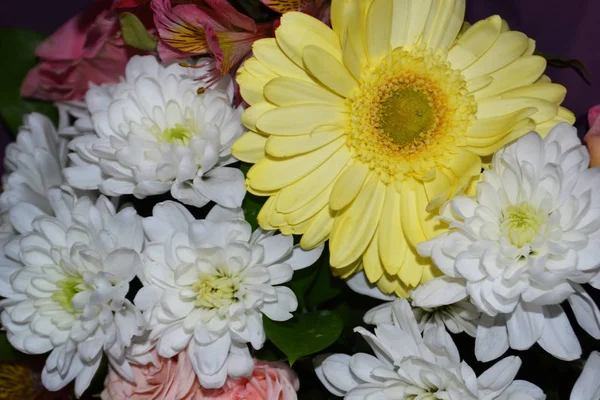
[[193, 167, 246, 208], [506, 302, 544, 350], [537, 305, 581, 361], [570, 351, 600, 400], [568, 286, 600, 339], [477, 356, 522, 398], [475, 313, 509, 362], [411, 276, 468, 308], [281, 244, 324, 270], [346, 272, 397, 301]]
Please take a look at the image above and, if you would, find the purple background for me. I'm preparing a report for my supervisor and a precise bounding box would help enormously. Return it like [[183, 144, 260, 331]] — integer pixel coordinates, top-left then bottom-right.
[[0, 0, 598, 147]]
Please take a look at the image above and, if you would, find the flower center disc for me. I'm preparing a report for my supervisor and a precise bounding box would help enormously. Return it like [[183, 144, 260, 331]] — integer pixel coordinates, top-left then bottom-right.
[[192, 274, 238, 309], [501, 202, 546, 247], [348, 47, 477, 183], [379, 88, 434, 145]]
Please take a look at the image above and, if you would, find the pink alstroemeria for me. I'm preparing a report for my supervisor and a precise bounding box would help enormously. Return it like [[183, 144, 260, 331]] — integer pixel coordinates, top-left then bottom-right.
[[20, 0, 149, 101], [585, 104, 600, 167], [150, 0, 271, 74]]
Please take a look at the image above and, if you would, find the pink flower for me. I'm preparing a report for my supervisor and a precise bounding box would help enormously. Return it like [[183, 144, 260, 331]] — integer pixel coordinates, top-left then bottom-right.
[[149, 0, 271, 74], [101, 352, 299, 400], [585, 104, 600, 167], [20, 0, 147, 102]]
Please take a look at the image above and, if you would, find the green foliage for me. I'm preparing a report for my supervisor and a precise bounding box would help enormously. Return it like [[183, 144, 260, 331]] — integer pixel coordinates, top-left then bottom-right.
[[263, 310, 344, 366], [0, 28, 57, 135], [536, 50, 592, 80], [119, 12, 158, 52], [0, 332, 21, 361]]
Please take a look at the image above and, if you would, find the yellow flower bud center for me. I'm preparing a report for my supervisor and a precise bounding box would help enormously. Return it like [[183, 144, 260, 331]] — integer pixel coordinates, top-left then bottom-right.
[[161, 123, 194, 145], [379, 87, 434, 146], [192, 274, 239, 309], [501, 203, 546, 248], [51, 277, 86, 313]]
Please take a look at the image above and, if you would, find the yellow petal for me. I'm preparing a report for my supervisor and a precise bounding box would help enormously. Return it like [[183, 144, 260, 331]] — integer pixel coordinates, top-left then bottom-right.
[[473, 56, 547, 100], [256, 104, 346, 136], [332, 260, 362, 279], [405, 0, 433, 48], [557, 106, 576, 124], [266, 126, 346, 158], [536, 74, 552, 84], [257, 196, 277, 230], [467, 107, 537, 140], [363, 231, 384, 282], [422, 0, 465, 50], [276, 20, 341, 68], [420, 262, 443, 284], [390, 0, 409, 49], [248, 136, 346, 191], [276, 145, 350, 213], [281, 12, 341, 49], [400, 179, 427, 248], [468, 119, 536, 155], [330, 172, 385, 267], [447, 15, 502, 71], [237, 74, 270, 105], [397, 247, 425, 287], [241, 103, 276, 132], [232, 131, 267, 163], [495, 83, 566, 105], [241, 58, 277, 79], [285, 182, 334, 225], [414, 182, 446, 240], [377, 270, 409, 296], [344, 3, 369, 68], [342, 35, 365, 81], [252, 39, 312, 81], [378, 184, 408, 275], [461, 31, 530, 80], [443, 151, 482, 197], [303, 45, 358, 98], [477, 97, 558, 124], [423, 168, 454, 211], [365, 0, 392, 63], [466, 75, 493, 92], [329, 160, 370, 211], [301, 206, 335, 249], [264, 77, 343, 107]]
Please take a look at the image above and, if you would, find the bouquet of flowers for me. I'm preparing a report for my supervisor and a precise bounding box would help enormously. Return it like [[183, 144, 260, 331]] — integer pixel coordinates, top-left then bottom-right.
[[1, 0, 599, 398]]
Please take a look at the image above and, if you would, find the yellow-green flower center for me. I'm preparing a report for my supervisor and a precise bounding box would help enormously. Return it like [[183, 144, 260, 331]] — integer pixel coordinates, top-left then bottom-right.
[[379, 88, 434, 146], [192, 274, 239, 309], [501, 203, 546, 247], [347, 47, 476, 183], [161, 123, 194, 145], [51, 277, 86, 313]]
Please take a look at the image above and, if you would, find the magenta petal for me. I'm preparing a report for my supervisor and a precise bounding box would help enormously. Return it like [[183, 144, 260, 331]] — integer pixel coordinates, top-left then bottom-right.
[[588, 105, 600, 127]]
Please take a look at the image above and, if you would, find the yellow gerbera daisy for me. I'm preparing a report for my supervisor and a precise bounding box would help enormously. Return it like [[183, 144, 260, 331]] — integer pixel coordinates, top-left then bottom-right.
[[233, 0, 574, 297]]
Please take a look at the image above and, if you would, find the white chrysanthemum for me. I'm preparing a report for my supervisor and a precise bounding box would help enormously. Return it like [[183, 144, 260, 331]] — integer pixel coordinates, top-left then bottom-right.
[[64, 55, 246, 208], [315, 299, 545, 400], [135, 201, 323, 388], [1, 113, 68, 235], [0, 189, 145, 397], [413, 124, 600, 362]]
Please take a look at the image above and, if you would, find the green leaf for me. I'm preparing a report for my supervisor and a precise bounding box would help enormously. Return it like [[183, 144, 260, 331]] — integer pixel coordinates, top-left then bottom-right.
[[305, 248, 343, 308], [535, 50, 592, 80], [287, 264, 320, 311], [263, 310, 344, 365], [119, 12, 158, 52], [0, 28, 58, 135], [0, 332, 21, 361]]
